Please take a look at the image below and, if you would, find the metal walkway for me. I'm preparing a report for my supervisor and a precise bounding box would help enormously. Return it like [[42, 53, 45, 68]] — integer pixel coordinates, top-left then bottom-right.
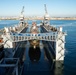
[[9, 32, 57, 42]]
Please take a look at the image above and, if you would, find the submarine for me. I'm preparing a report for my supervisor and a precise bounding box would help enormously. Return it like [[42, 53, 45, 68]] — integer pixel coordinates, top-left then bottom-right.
[[30, 22, 40, 49]]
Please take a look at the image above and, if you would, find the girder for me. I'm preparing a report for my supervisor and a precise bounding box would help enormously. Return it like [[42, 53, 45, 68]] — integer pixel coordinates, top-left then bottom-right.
[[9, 32, 57, 42]]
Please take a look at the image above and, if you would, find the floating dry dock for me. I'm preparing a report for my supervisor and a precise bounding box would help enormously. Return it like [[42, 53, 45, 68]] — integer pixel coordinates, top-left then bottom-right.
[[0, 5, 66, 75]]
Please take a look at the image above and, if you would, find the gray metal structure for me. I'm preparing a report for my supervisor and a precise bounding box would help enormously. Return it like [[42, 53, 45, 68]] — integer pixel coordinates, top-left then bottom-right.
[[0, 58, 19, 75]]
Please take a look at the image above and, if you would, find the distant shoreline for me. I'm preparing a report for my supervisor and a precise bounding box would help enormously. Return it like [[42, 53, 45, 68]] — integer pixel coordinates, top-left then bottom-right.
[[0, 17, 76, 20]]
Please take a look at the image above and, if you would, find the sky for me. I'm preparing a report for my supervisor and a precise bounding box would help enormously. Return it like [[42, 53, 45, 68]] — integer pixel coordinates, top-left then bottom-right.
[[0, 0, 76, 17]]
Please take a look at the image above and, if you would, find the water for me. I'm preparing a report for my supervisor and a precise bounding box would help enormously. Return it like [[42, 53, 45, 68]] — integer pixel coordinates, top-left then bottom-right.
[[50, 20, 76, 75], [0, 20, 76, 75], [0, 20, 19, 29]]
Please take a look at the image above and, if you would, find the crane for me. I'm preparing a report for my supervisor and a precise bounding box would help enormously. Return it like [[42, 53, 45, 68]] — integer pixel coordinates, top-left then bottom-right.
[[21, 6, 24, 15], [44, 4, 48, 14]]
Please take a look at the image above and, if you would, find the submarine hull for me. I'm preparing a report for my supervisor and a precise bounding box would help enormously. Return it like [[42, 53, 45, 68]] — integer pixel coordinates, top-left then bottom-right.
[[30, 22, 40, 49]]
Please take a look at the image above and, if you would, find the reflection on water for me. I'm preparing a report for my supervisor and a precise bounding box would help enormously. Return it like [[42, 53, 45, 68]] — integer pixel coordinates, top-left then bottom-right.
[[22, 41, 53, 75], [29, 47, 41, 62]]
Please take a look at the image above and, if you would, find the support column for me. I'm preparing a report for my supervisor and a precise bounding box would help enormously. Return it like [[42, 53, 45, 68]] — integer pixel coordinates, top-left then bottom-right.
[[3, 34, 13, 58], [16, 66, 18, 75], [55, 27, 66, 75]]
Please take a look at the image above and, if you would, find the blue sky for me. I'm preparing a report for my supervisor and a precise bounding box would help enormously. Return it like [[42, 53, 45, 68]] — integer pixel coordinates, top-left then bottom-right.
[[0, 0, 76, 17]]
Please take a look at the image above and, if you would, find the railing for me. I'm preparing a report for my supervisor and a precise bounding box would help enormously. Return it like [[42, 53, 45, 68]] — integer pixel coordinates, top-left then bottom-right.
[[0, 58, 19, 75]]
